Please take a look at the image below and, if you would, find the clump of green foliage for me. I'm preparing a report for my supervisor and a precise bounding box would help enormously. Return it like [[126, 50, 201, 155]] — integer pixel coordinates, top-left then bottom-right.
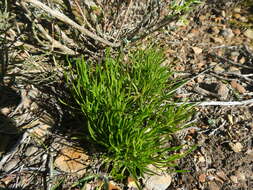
[[66, 48, 193, 180]]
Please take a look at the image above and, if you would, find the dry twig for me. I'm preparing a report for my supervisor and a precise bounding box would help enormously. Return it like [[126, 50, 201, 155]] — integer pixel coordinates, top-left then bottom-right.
[[24, 0, 121, 47]]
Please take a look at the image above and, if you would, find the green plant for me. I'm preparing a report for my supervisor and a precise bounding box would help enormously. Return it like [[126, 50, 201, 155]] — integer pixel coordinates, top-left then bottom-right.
[[66, 48, 194, 181]]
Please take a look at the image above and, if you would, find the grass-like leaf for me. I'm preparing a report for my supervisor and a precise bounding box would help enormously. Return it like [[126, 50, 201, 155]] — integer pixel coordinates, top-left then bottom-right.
[[66, 48, 194, 180]]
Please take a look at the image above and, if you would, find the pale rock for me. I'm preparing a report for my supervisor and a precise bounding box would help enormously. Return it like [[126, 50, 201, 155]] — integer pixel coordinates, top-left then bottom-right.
[[230, 175, 238, 183], [145, 174, 172, 190], [144, 165, 172, 190], [233, 13, 241, 19], [239, 16, 248, 22], [229, 142, 243, 153], [198, 173, 206, 183], [217, 82, 229, 100], [228, 66, 240, 73], [128, 177, 139, 189], [198, 156, 206, 163], [213, 65, 225, 72], [235, 171, 246, 181], [221, 28, 234, 39], [239, 57, 246, 64], [234, 8, 241, 13], [244, 29, 253, 39], [230, 80, 246, 94], [25, 146, 38, 157], [233, 29, 241, 35], [0, 107, 11, 116], [211, 37, 223, 44], [192, 47, 203, 55], [54, 147, 89, 175], [221, 10, 226, 17]]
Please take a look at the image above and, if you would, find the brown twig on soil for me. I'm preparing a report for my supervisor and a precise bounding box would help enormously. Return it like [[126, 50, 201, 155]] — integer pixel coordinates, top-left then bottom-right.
[[24, 0, 121, 47], [114, 0, 133, 42], [210, 53, 253, 70], [36, 23, 77, 55]]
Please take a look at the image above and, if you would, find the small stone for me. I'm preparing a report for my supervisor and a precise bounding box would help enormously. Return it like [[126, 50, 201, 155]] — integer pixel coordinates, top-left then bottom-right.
[[221, 10, 226, 17], [234, 8, 241, 13], [211, 37, 223, 44], [108, 181, 121, 190], [199, 173, 206, 183], [128, 177, 139, 189], [217, 82, 229, 100], [230, 51, 240, 62], [228, 66, 240, 74], [199, 15, 206, 21], [233, 13, 241, 19], [198, 156, 206, 163], [244, 29, 253, 39], [221, 28, 234, 39], [229, 142, 243, 153], [192, 47, 203, 55], [228, 114, 233, 125], [239, 17, 248, 22], [54, 147, 89, 175], [210, 62, 218, 66], [239, 57, 246, 64], [233, 29, 241, 35], [235, 171, 246, 181], [145, 174, 172, 190], [0, 107, 11, 116], [230, 80, 246, 94], [230, 175, 238, 183], [25, 146, 38, 157], [213, 65, 225, 72]]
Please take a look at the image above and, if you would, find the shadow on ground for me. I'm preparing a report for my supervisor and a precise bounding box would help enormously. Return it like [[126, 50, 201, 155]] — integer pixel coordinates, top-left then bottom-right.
[[0, 86, 21, 158]]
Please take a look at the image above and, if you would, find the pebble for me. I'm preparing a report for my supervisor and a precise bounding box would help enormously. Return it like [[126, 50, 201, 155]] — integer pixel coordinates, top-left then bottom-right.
[[0, 107, 11, 116], [229, 142, 243, 153], [220, 28, 234, 39], [233, 13, 241, 19], [230, 80, 246, 94], [233, 29, 241, 35], [192, 47, 203, 55], [244, 29, 253, 39], [211, 37, 223, 44], [213, 65, 225, 72], [239, 57, 246, 64], [230, 175, 238, 183], [235, 171, 246, 181], [221, 10, 226, 17], [217, 82, 229, 100], [198, 173, 206, 183], [25, 146, 38, 157], [239, 17, 248, 22], [145, 174, 172, 190], [234, 8, 241, 13], [54, 147, 89, 175], [228, 66, 240, 74]]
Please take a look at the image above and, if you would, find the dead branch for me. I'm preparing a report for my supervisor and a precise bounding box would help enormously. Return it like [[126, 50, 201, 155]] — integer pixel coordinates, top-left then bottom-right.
[[24, 0, 121, 47]]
